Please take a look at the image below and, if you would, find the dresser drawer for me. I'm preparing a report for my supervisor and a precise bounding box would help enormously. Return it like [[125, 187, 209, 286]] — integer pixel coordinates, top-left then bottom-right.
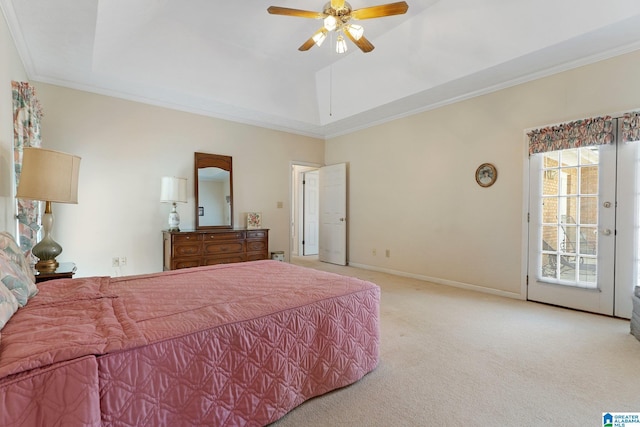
[[173, 242, 201, 257], [203, 231, 245, 241], [246, 240, 266, 252], [172, 259, 201, 269], [203, 254, 246, 265], [246, 252, 267, 261], [172, 234, 202, 243], [203, 241, 245, 255], [246, 230, 267, 239]]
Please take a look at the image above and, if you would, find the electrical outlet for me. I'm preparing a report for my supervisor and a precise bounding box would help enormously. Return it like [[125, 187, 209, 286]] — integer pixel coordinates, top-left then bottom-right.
[[385, 249, 390, 258], [372, 249, 377, 256], [112, 257, 120, 267], [277, 201, 283, 209], [119, 257, 127, 266]]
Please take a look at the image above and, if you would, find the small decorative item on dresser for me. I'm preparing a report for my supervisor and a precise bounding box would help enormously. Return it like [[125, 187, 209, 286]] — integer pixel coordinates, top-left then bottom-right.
[[247, 212, 262, 229]]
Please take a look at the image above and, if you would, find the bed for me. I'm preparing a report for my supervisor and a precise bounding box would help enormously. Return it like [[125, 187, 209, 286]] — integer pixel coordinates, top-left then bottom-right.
[[0, 247, 380, 426]]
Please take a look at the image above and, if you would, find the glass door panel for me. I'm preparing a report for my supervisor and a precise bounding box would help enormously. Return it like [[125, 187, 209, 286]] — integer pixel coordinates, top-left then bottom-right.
[[529, 144, 616, 315]]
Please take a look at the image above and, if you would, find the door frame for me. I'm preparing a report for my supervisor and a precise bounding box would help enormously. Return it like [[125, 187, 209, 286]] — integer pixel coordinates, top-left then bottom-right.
[[289, 161, 321, 259], [302, 170, 319, 255], [522, 118, 637, 318], [521, 132, 532, 300]]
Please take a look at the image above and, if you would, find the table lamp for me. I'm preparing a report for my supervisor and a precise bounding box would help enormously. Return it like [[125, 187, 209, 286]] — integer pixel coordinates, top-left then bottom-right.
[[160, 177, 187, 231], [16, 147, 81, 272]]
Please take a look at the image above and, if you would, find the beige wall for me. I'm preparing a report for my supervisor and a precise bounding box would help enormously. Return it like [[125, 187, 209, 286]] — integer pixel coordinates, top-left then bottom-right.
[[0, 11, 28, 232], [33, 83, 324, 277], [326, 49, 640, 297]]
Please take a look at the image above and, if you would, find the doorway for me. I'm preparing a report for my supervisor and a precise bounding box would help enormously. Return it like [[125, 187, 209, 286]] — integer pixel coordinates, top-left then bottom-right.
[[302, 170, 319, 256], [527, 119, 638, 318], [291, 164, 318, 257], [290, 162, 348, 265]]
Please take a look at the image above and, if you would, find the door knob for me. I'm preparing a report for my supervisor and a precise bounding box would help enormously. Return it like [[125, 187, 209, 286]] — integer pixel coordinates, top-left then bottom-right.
[[601, 229, 612, 236]]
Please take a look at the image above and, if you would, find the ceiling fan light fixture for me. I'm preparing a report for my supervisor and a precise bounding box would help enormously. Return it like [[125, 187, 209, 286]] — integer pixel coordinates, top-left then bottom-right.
[[268, 1, 408, 54], [346, 24, 364, 40], [312, 29, 328, 46], [323, 15, 337, 31], [336, 35, 348, 53]]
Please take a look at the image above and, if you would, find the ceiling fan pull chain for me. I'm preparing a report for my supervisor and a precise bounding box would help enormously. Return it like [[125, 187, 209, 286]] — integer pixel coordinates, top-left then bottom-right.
[[329, 64, 333, 117]]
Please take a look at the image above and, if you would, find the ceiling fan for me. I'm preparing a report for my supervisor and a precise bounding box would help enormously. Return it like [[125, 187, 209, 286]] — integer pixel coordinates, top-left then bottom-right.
[[267, 0, 409, 53]]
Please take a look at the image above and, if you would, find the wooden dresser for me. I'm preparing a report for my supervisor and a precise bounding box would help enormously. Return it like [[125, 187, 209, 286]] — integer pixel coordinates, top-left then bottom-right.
[[163, 229, 269, 270]]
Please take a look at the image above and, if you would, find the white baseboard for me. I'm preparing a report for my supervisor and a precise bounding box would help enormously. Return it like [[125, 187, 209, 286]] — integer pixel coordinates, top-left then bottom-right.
[[348, 262, 525, 300]]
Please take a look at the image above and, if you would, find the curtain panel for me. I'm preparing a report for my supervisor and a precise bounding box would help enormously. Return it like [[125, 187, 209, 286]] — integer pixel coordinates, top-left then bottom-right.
[[622, 111, 640, 143], [527, 116, 614, 155], [12, 81, 43, 262]]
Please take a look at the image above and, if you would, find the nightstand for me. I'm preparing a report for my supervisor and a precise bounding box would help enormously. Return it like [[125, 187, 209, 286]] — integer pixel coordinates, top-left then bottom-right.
[[35, 262, 77, 283]]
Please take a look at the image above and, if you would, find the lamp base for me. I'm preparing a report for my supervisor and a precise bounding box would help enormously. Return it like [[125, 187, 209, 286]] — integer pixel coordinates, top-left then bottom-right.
[[35, 259, 59, 273], [32, 208, 63, 274], [168, 202, 181, 231]]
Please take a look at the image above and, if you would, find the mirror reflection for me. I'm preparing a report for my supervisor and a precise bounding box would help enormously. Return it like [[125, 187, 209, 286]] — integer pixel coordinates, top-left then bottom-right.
[[198, 167, 231, 227], [195, 153, 233, 229]]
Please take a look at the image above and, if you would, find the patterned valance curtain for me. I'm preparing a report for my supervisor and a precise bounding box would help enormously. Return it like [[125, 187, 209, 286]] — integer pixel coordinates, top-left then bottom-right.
[[527, 116, 614, 155], [12, 81, 43, 262], [621, 111, 640, 143]]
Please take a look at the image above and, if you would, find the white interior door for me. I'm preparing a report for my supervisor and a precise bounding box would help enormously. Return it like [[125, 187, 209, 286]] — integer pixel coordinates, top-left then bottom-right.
[[303, 170, 319, 255], [319, 163, 347, 265], [528, 145, 617, 315]]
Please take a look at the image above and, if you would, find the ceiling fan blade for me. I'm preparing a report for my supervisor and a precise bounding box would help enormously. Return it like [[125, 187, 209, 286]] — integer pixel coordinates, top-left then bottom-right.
[[299, 28, 327, 51], [344, 31, 375, 53], [299, 37, 317, 51], [351, 1, 409, 20], [267, 6, 325, 19]]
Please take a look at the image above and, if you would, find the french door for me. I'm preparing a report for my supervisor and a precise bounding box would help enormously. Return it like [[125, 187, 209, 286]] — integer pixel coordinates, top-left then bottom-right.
[[527, 124, 638, 318]]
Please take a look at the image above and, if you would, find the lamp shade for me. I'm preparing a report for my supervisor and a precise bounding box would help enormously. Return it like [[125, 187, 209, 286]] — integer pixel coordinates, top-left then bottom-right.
[[16, 147, 81, 203], [160, 177, 187, 203]]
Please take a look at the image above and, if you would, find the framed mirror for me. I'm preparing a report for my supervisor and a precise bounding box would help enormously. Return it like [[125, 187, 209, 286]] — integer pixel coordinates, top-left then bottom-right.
[[195, 152, 233, 229]]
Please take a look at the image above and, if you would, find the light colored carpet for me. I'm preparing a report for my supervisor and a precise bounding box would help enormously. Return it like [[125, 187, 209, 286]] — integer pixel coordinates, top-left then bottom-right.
[[271, 257, 640, 426]]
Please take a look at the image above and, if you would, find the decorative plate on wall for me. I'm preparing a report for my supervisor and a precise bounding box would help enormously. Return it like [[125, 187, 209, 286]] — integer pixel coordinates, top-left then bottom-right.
[[475, 163, 497, 187]]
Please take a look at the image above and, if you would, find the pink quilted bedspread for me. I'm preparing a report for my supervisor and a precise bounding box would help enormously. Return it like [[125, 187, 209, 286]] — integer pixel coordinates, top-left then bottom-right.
[[0, 260, 380, 426]]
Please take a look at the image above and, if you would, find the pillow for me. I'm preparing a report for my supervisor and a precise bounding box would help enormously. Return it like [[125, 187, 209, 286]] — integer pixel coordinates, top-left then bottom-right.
[[0, 282, 19, 332], [0, 231, 36, 282], [0, 232, 38, 306]]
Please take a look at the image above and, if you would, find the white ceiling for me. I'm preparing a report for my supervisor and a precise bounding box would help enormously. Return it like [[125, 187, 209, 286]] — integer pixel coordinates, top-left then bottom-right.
[[2, 0, 640, 139]]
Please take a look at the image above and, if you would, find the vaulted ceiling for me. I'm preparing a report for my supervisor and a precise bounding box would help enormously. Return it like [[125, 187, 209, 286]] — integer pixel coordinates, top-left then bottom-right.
[[2, 0, 640, 138]]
